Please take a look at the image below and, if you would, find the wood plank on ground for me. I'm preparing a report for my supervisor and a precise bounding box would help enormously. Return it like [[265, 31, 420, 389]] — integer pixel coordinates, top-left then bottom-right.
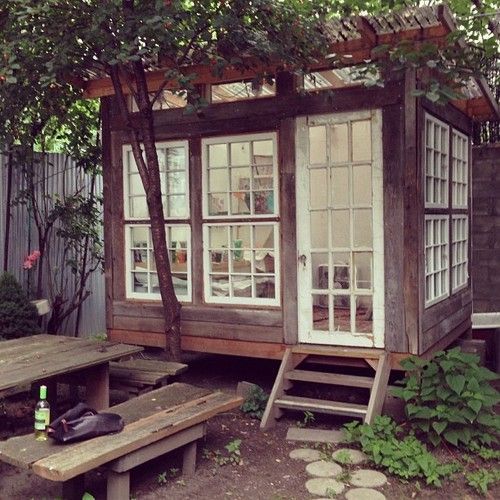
[[286, 427, 345, 444]]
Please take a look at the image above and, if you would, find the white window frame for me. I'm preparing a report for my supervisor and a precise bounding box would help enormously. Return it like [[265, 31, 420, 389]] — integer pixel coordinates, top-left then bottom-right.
[[424, 114, 449, 209], [202, 222, 281, 306], [125, 224, 192, 302], [123, 140, 190, 221], [201, 133, 279, 220], [425, 215, 450, 307], [451, 129, 469, 209], [451, 215, 468, 292]]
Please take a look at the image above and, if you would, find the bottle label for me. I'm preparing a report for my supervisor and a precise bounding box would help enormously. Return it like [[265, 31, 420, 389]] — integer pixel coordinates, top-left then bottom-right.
[[34, 408, 50, 431]]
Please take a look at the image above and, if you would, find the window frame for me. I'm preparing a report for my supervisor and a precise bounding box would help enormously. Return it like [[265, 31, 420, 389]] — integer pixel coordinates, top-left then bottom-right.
[[201, 132, 279, 220], [451, 215, 469, 293], [451, 129, 469, 209]]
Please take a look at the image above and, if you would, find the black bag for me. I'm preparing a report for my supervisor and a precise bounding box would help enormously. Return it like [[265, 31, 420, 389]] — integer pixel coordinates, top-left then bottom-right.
[[48, 402, 124, 444]]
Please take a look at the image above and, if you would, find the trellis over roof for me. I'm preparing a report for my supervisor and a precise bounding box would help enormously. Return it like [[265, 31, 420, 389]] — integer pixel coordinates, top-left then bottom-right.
[[82, 3, 499, 122]]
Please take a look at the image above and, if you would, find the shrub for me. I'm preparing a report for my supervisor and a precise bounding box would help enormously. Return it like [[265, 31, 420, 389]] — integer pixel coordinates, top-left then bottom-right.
[[240, 384, 269, 419], [0, 272, 41, 340], [392, 348, 500, 448]]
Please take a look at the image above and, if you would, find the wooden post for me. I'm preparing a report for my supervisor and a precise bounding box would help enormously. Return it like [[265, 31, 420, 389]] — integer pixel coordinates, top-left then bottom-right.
[[85, 363, 109, 410], [62, 474, 85, 500], [107, 470, 130, 500], [182, 441, 197, 476]]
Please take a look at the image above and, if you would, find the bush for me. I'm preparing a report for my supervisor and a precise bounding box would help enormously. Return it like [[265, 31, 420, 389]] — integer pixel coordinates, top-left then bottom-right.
[[392, 348, 500, 448], [0, 272, 41, 340]]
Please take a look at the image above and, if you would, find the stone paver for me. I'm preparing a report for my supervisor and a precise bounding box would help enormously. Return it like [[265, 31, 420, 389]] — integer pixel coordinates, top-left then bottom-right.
[[305, 477, 345, 497], [345, 488, 387, 500], [289, 448, 322, 462], [305, 460, 343, 478], [286, 427, 345, 444], [350, 469, 388, 488], [331, 448, 368, 465]]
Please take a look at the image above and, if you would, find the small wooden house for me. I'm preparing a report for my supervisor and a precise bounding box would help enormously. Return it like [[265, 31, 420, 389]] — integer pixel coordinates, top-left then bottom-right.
[[85, 5, 499, 422]]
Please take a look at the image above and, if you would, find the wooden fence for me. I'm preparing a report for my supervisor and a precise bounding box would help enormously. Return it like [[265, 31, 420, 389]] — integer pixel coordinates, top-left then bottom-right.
[[0, 150, 106, 337]]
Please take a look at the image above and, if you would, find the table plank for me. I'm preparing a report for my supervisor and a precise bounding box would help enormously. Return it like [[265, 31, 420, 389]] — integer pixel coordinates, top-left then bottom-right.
[[0, 335, 142, 391]]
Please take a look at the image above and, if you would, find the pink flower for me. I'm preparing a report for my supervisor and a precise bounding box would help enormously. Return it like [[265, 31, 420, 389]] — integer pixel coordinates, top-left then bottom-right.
[[23, 250, 41, 270]]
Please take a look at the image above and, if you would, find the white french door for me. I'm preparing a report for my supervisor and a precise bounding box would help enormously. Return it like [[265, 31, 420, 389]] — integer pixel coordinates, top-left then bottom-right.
[[296, 110, 384, 347]]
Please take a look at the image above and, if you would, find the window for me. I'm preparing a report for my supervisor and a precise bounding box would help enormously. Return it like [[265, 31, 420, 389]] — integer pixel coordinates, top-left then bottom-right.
[[452, 216, 468, 291], [423, 113, 469, 307], [452, 130, 468, 208], [128, 90, 187, 112], [123, 141, 191, 301], [425, 216, 449, 306], [211, 80, 276, 103], [124, 142, 189, 220], [202, 133, 280, 305], [425, 115, 449, 208]]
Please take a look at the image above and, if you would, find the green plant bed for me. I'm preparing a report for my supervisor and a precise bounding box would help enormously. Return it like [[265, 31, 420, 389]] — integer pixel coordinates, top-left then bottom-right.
[[0, 272, 41, 340]]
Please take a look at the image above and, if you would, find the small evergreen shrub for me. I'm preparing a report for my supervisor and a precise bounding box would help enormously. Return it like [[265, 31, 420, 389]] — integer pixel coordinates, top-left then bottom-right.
[[0, 272, 41, 340], [392, 348, 500, 448], [240, 385, 269, 419]]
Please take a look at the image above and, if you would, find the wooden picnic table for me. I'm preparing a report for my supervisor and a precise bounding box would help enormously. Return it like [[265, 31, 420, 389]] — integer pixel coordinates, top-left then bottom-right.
[[0, 334, 142, 410]]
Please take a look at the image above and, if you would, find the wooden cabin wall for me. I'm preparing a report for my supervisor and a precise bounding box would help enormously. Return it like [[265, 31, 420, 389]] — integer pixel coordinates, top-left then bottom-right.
[[416, 98, 473, 355], [102, 77, 413, 356]]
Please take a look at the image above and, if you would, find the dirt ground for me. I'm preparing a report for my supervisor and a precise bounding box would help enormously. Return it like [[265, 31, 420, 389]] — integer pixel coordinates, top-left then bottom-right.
[[0, 352, 499, 500]]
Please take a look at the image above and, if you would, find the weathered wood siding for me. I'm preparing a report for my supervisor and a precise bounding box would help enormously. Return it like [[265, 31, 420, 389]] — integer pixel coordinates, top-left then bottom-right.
[[471, 143, 500, 313]]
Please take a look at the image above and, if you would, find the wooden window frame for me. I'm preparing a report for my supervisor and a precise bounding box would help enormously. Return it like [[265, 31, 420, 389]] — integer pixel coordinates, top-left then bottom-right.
[[451, 129, 469, 209], [451, 215, 468, 293]]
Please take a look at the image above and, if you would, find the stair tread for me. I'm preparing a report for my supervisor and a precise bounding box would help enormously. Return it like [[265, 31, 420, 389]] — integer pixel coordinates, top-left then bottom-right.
[[286, 369, 374, 388], [275, 395, 367, 416]]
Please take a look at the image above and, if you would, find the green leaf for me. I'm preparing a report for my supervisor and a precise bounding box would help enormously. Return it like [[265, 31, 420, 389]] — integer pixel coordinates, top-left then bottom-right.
[[446, 374, 465, 395], [468, 399, 482, 414], [443, 429, 459, 446], [432, 421, 447, 435]]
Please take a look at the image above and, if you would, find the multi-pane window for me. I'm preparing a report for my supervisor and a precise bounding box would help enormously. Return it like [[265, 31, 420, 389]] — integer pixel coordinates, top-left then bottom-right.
[[204, 223, 279, 304], [123, 141, 191, 301], [124, 141, 189, 219], [425, 116, 449, 208], [425, 216, 449, 306], [126, 225, 191, 301], [452, 130, 469, 208], [202, 133, 279, 305], [452, 216, 468, 291]]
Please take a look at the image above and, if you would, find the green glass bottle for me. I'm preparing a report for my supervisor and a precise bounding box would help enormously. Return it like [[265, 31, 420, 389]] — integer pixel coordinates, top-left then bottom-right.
[[34, 385, 50, 441]]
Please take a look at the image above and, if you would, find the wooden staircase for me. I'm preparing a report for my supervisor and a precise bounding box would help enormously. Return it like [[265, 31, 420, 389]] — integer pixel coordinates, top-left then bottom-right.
[[260, 347, 392, 429]]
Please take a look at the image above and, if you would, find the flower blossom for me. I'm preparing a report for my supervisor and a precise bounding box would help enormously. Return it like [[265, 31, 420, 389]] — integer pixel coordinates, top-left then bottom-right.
[[23, 250, 41, 270]]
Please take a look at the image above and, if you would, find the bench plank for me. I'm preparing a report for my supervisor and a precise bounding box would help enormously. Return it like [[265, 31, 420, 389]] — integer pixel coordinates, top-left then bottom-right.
[[109, 366, 171, 385], [110, 359, 188, 375], [33, 390, 241, 481], [0, 383, 210, 469]]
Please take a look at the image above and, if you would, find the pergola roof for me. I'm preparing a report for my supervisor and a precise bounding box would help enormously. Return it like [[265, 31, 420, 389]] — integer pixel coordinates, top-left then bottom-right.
[[82, 3, 499, 121]]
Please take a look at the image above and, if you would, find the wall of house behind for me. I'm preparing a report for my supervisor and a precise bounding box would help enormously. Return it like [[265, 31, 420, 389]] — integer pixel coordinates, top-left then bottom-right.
[[472, 143, 500, 312], [0, 151, 106, 337]]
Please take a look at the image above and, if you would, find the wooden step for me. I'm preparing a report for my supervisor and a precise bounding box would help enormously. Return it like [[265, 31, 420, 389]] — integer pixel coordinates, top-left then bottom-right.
[[274, 395, 367, 418], [109, 366, 170, 386], [285, 369, 374, 388], [111, 359, 188, 376]]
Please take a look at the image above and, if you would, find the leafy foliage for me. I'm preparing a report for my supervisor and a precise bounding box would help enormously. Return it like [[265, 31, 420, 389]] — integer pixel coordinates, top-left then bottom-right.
[[0, 272, 41, 340], [343, 416, 460, 486], [202, 438, 242, 466], [392, 348, 500, 448], [240, 385, 269, 420], [465, 467, 500, 496]]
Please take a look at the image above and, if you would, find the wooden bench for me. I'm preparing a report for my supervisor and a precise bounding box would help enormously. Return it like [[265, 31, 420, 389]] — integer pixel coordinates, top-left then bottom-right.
[[109, 359, 188, 398], [0, 383, 242, 500]]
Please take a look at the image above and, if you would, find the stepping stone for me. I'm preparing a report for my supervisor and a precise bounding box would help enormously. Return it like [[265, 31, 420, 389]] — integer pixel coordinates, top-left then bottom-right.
[[331, 448, 368, 465], [305, 477, 345, 497], [289, 448, 322, 462], [350, 469, 388, 488], [286, 427, 345, 444], [306, 460, 343, 478], [345, 488, 387, 500]]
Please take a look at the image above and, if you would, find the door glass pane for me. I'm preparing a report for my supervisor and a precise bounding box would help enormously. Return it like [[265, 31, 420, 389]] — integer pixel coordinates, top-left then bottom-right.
[[209, 193, 228, 216], [332, 166, 349, 207], [331, 123, 348, 163], [311, 211, 328, 248], [209, 169, 228, 192], [356, 295, 372, 333], [166, 147, 185, 170], [253, 140, 273, 164], [167, 172, 185, 194], [352, 120, 372, 162], [231, 225, 251, 248], [354, 252, 372, 290], [209, 226, 228, 248], [332, 210, 350, 248], [232, 275, 252, 297], [168, 195, 186, 217], [173, 274, 188, 296], [253, 191, 273, 214], [210, 276, 229, 296], [254, 251, 274, 274], [352, 164, 372, 205], [310, 169, 328, 209], [132, 250, 147, 271], [313, 295, 329, 331], [333, 252, 350, 290], [231, 192, 250, 215], [311, 253, 329, 289], [353, 208, 372, 247], [309, 126, 326, 164], [131, 227, 149, 247], [334, 295, 350, 332], [129, 173, 145, 196], [254, 225, 274, 248], [256, 276, 275, 298], [130, 197, 148, 218], [133, 272, 148, 292]]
